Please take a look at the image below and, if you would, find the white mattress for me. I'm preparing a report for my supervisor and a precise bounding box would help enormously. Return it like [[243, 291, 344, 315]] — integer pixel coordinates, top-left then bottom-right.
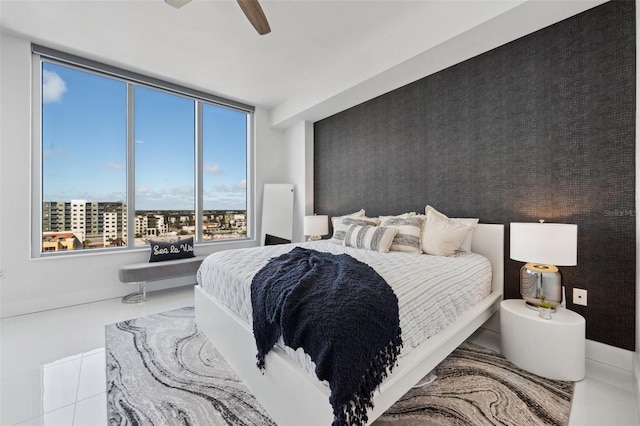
[[197, 240, 492, 374]]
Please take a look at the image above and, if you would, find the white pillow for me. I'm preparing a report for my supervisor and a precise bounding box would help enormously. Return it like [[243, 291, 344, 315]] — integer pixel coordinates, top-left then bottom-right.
[[330, 209, 365, 231], [422, 206, 471, 256], [343, 224, 397, 253], [451, 218, 479, 252], [330, 215, 379, 245], [378, 214, 425, 254]]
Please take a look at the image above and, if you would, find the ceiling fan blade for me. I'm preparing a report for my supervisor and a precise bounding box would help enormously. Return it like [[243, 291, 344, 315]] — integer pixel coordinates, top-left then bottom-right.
[[236, 0, 271, 35]]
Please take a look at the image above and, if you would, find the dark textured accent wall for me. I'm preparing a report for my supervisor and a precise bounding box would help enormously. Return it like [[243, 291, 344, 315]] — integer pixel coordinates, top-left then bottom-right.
[[314, 1, 636, 350]]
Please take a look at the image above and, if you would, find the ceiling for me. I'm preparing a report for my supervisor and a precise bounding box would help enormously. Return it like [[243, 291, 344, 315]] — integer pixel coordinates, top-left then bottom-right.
[[0, 0, 606, 128]]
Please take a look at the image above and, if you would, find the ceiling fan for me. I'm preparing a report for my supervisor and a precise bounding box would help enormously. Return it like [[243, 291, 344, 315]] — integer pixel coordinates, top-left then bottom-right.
[[165, 0, 271, 35]]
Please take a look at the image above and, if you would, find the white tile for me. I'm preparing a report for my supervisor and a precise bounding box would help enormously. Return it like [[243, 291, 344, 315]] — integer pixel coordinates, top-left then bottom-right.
[[1, 306, 89, 379], [1, 369, 45, 425], [572, 376, 638, 411], [570, 400, 639, 426], [73, 393, 107, 426], [1, 357, 81, 426], [15, 404, 75, 426], [41, 357, 82, 414], [568, 372, 639, 425], [77, 351, 106, 401], [3, 287, 637, 426], [82, 287, 194, 330]]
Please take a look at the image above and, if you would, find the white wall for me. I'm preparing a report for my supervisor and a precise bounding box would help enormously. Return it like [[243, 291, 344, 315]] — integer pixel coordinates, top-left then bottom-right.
[[281, 121, 314, 243], [0, 31, 293, 317]]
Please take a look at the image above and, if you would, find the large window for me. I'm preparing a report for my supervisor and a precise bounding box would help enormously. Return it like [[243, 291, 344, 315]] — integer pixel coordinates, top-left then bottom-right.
[[34, 46, 252, 255]]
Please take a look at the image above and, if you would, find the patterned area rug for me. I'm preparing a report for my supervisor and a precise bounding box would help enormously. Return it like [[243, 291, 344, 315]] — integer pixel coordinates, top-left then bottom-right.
[[106, 307, 575, 425]]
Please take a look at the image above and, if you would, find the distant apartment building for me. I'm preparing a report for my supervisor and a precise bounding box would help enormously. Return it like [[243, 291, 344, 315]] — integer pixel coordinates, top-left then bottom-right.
[[42, 201, 69, 233], [43, 200, 127, 249], [134, 214, 168, 237], [134, 215, 148, 237], [42, 202, 246, 251], [146, 215, 168, 236], [232, 214, 247, 230], [70, 200, 86, 240], [103, 212, 119, 245]]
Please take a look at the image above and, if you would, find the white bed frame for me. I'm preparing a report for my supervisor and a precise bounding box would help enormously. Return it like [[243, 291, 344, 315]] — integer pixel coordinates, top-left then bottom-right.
[[195, 223, 504, 425]]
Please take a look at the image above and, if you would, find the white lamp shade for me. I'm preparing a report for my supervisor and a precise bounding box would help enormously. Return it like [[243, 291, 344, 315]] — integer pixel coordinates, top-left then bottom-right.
[[304, 215, 329, 236], [510, 222, 577, 266]]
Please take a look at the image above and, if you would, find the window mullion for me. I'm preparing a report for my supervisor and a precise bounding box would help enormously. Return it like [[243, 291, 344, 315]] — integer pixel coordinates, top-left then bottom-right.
[[126, 84, 135, 248], [195, 101, 204, 243]]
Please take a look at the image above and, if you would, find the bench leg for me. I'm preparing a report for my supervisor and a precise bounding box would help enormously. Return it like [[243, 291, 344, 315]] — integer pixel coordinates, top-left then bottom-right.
[[122, 282, 147, 304]]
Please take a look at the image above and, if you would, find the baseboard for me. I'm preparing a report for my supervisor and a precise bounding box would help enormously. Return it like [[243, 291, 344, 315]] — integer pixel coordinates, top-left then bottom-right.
[[633, 353, 640, 418], [1, 286, 124, 318], [585, 339, 634, 372], [1, 275, 196, 318]]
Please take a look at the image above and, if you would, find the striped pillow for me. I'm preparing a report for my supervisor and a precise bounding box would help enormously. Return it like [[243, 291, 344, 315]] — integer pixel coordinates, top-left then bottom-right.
[[330, 216, 380, 244], [379, 214, 426, 253], [343, 225, 397, 253], [330, 209, 365, 230]]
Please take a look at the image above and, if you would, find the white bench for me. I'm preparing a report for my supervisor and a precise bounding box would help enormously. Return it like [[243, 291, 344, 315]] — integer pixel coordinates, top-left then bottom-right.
[[118, 255, 207, 303]]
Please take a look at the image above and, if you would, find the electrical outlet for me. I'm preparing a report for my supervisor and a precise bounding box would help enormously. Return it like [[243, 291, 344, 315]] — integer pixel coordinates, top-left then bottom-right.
[[573, 288, 587, 306]]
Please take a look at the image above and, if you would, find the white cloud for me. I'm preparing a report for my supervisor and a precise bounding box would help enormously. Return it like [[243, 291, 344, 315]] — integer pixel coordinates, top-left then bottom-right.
[[106, 162, 125, 170], [42, 70, 67, 104], [162, 186, 193, 195], [210, 179, 246, 193], [214, 183, 229, 192], [233, 179, 247, 191], [136, 186, 154, 194], [205, 163, 223, 174]]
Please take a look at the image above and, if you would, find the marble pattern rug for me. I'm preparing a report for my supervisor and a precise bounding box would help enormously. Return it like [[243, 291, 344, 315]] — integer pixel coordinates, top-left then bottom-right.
[[374, 343, 575, 426], [106, 307, 274, 425], [106, 307, 574, 426]]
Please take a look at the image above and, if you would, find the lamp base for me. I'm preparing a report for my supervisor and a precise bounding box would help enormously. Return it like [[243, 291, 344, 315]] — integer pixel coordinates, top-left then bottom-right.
[[520, 263, 562, 309], [308, 235, 322, 241]]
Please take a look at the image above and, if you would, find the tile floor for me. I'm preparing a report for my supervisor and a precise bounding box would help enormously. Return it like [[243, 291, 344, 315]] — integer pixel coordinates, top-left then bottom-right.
[[1, 286, 638, 425]]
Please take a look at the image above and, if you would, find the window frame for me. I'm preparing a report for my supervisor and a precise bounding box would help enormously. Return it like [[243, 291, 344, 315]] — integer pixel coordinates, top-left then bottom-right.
[[31, 45, 255, 258]]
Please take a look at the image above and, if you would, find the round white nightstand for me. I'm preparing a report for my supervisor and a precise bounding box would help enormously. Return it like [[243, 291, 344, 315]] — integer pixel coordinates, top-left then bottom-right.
[[500, 299, 585, 381]]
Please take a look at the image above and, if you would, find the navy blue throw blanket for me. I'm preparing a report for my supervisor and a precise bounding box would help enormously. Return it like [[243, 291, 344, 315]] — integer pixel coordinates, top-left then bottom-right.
[[251, 247, 403, 426]]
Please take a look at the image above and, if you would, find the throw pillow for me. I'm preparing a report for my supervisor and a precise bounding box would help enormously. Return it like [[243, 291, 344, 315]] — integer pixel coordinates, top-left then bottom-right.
[[149, 237, 195, 262], [422, 206, 470, 256], [343, 224, 397, 253], [330, 215, 379, 244], [451, 218, 479, 252], [378, 214, 426, 253]]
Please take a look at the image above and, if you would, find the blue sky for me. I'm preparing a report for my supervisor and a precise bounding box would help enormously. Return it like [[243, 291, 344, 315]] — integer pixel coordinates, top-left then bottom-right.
[[42, 62, 247, 211]]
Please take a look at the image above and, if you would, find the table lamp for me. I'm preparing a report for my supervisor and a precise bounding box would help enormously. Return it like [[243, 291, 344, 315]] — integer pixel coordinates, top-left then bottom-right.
[[304, 215, 328, 241], [510, 221, 577, 310]]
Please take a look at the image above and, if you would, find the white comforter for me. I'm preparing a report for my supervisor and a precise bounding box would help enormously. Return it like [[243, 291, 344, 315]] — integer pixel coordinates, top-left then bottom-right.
[[197, 240, 491, 373]]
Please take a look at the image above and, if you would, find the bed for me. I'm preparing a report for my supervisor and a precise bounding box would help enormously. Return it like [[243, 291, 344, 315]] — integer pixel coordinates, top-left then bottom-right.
[[194, 222, 504, 425]]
